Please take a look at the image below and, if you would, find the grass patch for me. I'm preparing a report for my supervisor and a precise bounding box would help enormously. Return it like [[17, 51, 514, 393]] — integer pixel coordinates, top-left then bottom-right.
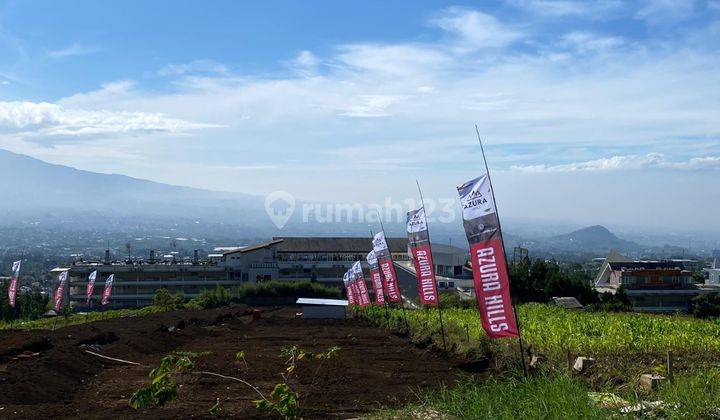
[[0, 305, 168, 330], [374, 375, 605, 420], [360, 304, 720, 355]]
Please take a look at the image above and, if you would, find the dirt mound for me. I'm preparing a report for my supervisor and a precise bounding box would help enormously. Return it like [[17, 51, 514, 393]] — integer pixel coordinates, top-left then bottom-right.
[[0, 306, 457, 418]]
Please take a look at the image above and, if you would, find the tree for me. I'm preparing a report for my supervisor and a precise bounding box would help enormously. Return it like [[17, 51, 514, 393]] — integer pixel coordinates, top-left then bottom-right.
[[691, 293, 720, 319], [509, 258, 598, 305]]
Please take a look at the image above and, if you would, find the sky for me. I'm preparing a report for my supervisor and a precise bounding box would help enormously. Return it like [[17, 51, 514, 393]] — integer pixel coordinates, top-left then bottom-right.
[[0, 0, 718, 231]]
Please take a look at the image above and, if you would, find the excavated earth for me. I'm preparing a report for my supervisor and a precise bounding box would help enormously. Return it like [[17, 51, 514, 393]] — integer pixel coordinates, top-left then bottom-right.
[[0, 306, 458, 418]]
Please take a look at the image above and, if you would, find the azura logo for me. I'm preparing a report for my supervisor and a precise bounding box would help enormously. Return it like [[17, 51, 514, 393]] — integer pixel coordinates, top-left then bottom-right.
[[265, 191, 295, 229]]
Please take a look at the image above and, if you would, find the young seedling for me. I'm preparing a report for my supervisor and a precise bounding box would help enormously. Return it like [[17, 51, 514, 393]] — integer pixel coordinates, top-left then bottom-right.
[[128, 350, 209, 409], [253, 345, 342, 419], [235, 350, 248, 370]]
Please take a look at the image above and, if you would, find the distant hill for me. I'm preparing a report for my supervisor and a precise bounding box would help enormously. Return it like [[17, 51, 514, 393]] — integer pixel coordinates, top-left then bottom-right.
[[547, 225, 642, 253], [0, 149, 271, 229]]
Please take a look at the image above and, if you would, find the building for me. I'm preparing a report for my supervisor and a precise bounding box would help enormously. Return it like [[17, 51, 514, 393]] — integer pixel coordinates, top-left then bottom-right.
[[271, 236, 410, 283], [64, 243, 281, 309], [594, 250, 716, 313], [704, 250, 720, 285], [56, 236, 470, 309]]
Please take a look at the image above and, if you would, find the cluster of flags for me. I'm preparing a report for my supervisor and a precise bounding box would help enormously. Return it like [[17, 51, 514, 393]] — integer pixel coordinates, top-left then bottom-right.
[[341, 153, 520, 341], [6, 263, 116, 312]]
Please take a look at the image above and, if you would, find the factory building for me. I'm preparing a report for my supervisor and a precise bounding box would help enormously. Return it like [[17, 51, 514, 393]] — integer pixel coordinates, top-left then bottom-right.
[[58, 237, 469, 309]]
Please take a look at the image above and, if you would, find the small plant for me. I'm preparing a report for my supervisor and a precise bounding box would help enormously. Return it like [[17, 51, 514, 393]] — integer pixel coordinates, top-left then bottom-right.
[[253, 345, 341, 419], [255, 383, 300, 419], [280, 345, 314, 374], [129, 351, 207, 409], [235, 350, 248, 369], [209, 398, 222, 416]]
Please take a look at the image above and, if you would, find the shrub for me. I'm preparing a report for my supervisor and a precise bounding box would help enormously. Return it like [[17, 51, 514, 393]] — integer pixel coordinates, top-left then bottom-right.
[[234, 281, 342, 301], [593, 287, 631, 312], [154, 288, 184, 310], [438, 291, 475, 309], [188, 285, 232, 309], [691, 293, 720, 319]]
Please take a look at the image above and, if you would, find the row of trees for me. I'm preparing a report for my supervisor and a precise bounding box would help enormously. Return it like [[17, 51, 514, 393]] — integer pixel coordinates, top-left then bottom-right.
[[508, 257, 598, 305]]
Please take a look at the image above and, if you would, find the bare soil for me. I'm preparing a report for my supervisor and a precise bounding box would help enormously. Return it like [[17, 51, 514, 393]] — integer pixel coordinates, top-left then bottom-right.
[[0, 306, 458, 418]]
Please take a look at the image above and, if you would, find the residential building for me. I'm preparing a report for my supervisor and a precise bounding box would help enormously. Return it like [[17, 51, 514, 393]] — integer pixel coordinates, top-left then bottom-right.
[[594, 250, 716, 313]]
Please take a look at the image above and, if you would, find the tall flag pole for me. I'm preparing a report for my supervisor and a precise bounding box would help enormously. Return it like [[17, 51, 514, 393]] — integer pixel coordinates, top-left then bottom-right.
[[8, 253, 23, 308], [86, 270, 98, 306], [101, 274, 115, 306], [409, 180, 447, 351], [373, 210, 408, 330], [352, 261, 371, 307], [53, 270, 69, 312], [455, 125, 526, 374]]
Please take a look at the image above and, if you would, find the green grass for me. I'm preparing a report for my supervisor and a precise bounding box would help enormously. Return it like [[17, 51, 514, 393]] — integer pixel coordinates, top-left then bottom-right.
[[363, 304, 720, 419], [375, 370, 720, 419], [376, 375, 605, 420], [0, 305, 168, 330], [361, 303, 720, 354]]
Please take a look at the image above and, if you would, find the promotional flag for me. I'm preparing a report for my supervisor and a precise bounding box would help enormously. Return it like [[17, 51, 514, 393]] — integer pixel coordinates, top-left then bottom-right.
[[372, 232, 401, 303], [406, 207, 439, 305], [8, 260, 21, 308], [457, 174, 519, 339], [86, 270, 97, 305], [366, 251, 386, 305], [351, 261, 371, 307], [101, 274, 115, 306], [343, 271, 356, 305], [54, 271, 68, 312], [347, 268, 362, 306]]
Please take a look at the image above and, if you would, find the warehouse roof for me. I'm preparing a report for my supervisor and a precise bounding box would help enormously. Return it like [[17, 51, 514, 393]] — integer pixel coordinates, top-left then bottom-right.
[[272, 236, 408, 253]]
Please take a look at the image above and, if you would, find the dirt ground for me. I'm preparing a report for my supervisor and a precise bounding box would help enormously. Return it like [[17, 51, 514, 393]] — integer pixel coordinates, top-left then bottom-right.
[[0, 306, 458, 418]]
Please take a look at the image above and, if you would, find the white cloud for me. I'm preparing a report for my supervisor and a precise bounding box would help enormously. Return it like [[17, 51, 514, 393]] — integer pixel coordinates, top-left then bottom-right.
[[288, 50, 320, 76], [431, 7, 522, 49], [636, 0, 695, 23], [560, 32, 625, 53], [158, 59, 229, 77], [335, 44, 449, 77], [0, 101, 220, 137], [511, 153, 720, 172], [47, 43, 99, 58], [339, 95, 408, 117], [506, 0, 623, 17]]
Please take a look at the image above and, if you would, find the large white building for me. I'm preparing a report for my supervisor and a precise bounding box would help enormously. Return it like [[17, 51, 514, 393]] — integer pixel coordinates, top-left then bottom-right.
[[705, 250, 720, 285]]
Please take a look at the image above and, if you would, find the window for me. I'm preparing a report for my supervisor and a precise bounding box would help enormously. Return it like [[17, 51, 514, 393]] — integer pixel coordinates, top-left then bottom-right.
[[242, 273, 249, 281]]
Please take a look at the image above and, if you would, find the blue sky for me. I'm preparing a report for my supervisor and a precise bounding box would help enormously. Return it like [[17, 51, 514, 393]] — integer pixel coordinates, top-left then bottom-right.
[[0, 0, 719, 230]]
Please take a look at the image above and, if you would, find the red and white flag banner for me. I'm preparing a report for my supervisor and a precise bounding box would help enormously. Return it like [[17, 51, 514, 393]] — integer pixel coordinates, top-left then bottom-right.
[[366, 251, 386, 305], [457, 174, 519, 339], [54, 271, 69, 312], [406, 207, 439, 305], [86, 270, 97, 305], [372, 232, 401, 303], [343, 271, 356, 305], [8, 260, 21, 308], [101, 274, 115, 306], [352, 261, 371, 307]]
